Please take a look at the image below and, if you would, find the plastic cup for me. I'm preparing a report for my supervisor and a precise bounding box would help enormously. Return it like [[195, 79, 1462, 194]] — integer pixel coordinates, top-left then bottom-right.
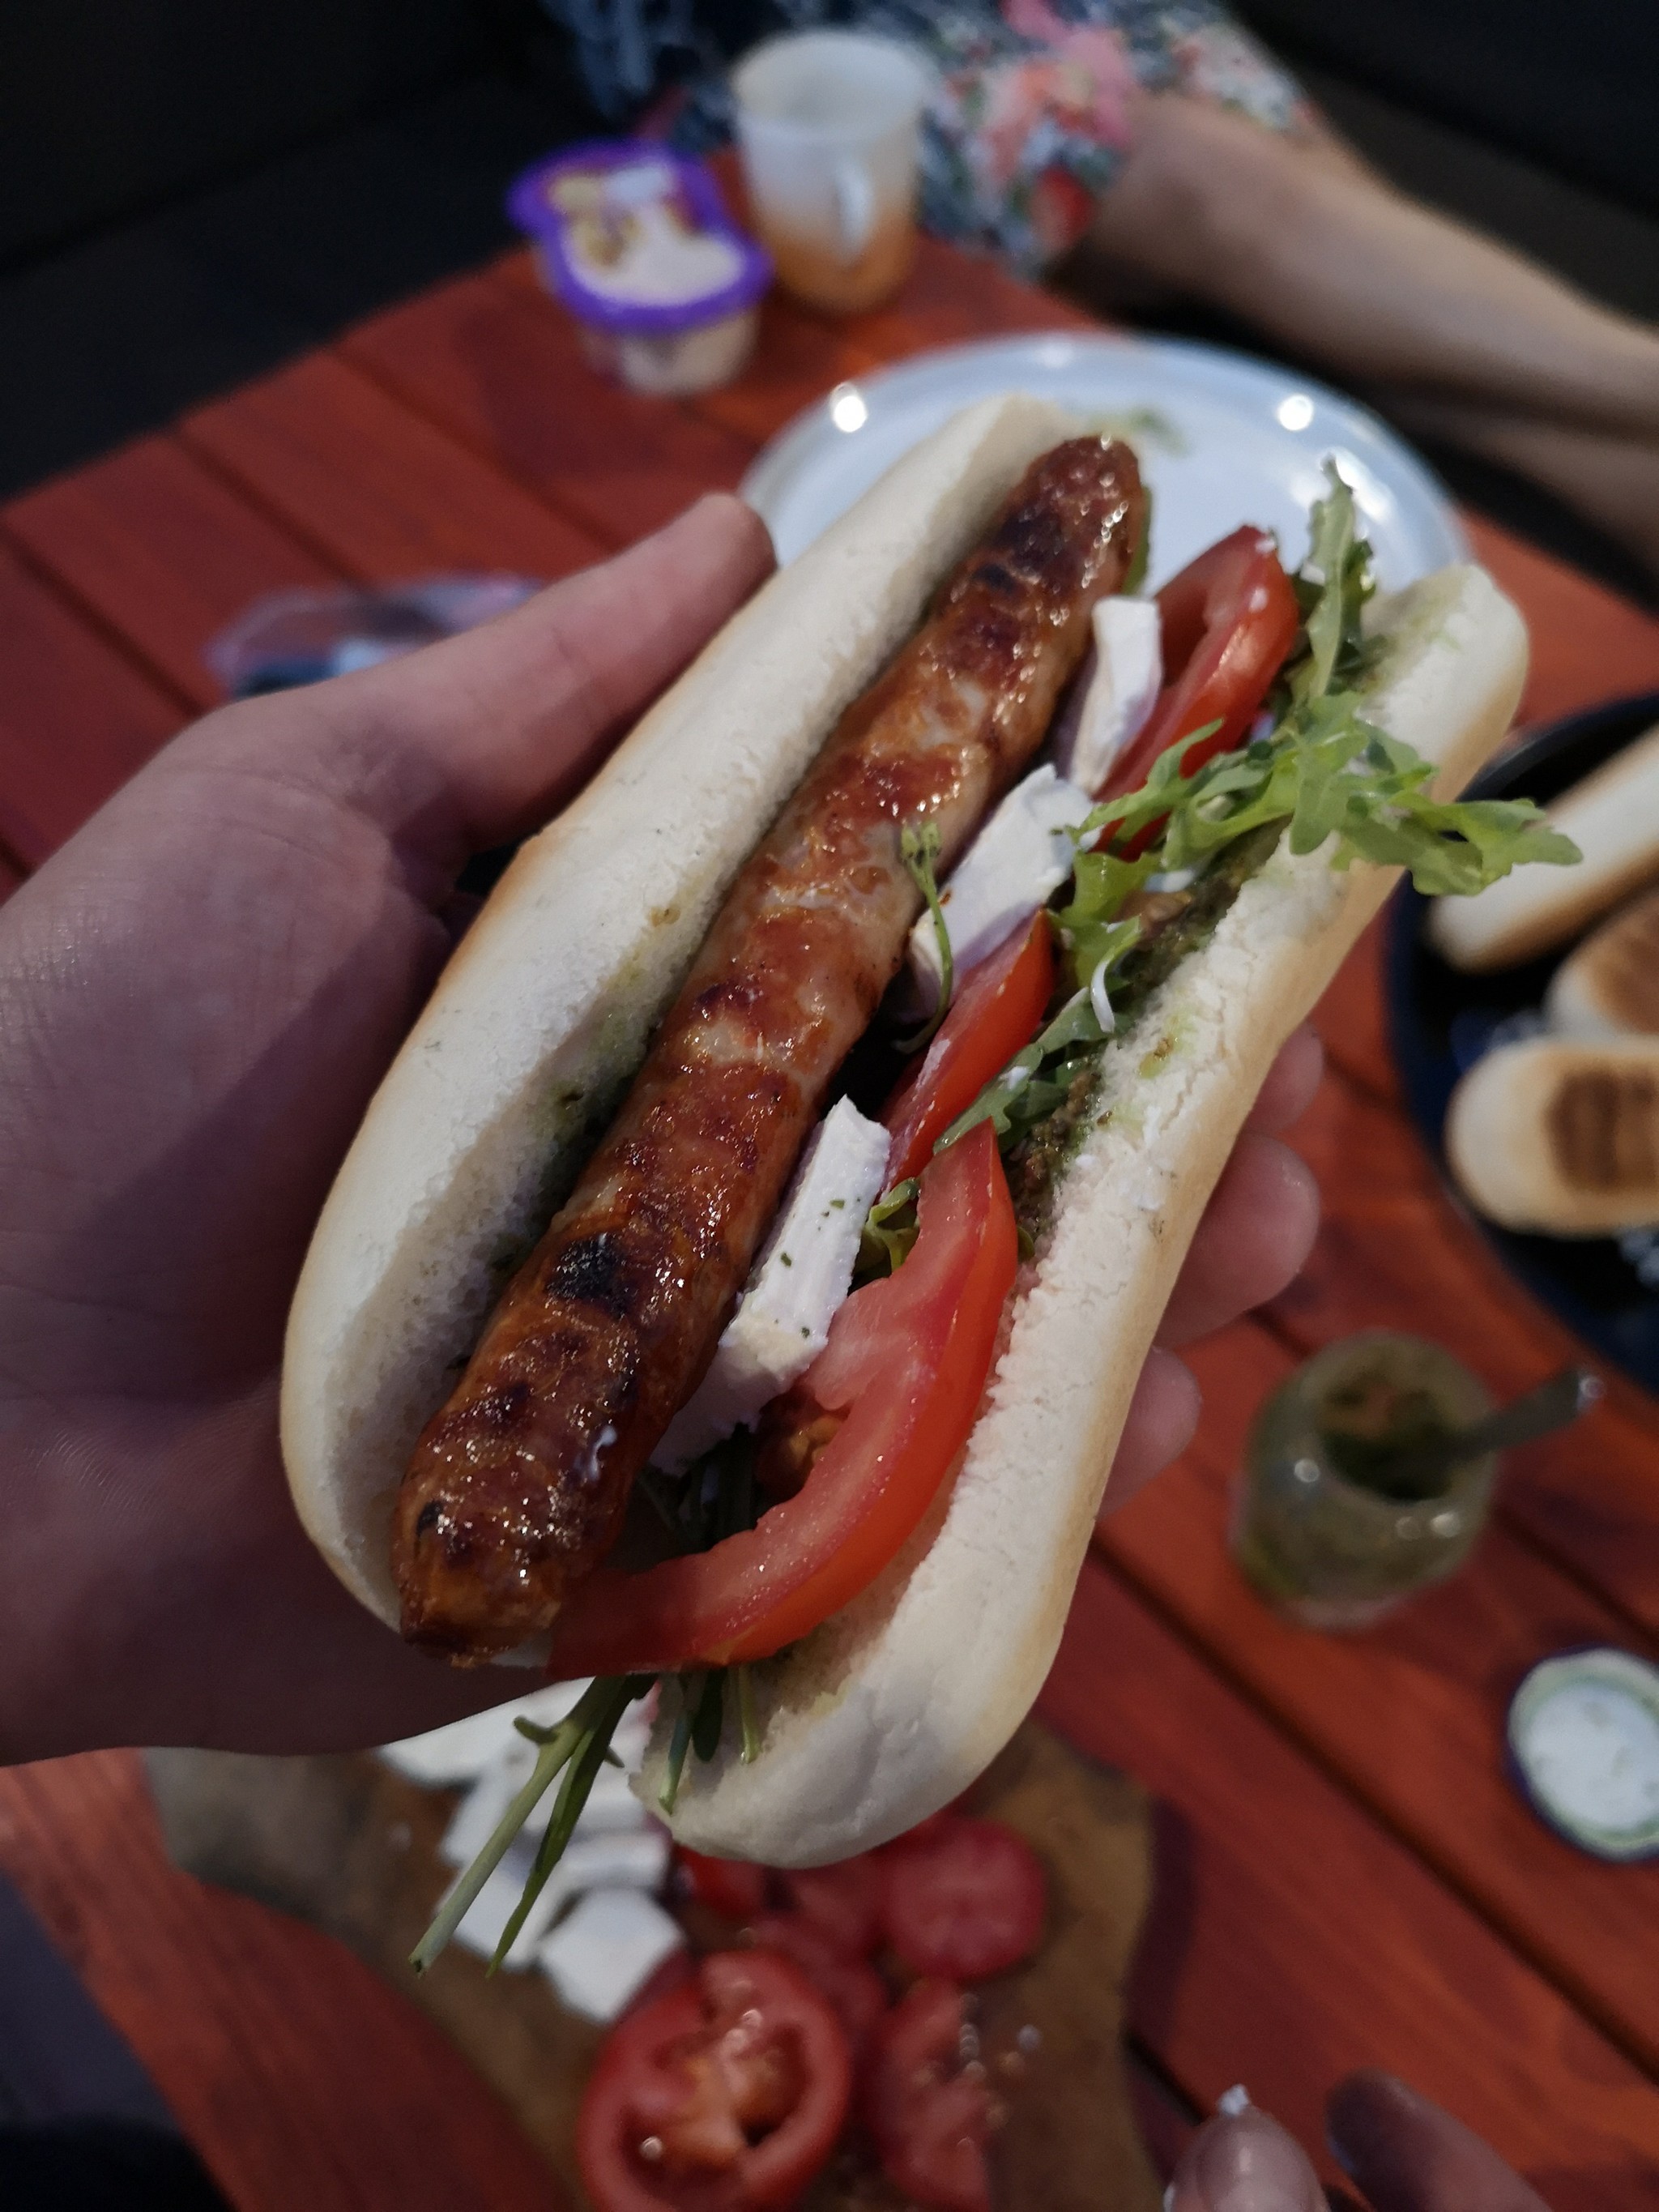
[[731, 30, 933, 316]]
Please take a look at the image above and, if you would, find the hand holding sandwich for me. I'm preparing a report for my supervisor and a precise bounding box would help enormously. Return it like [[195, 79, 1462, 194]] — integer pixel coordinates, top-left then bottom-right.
[[0, 492, 1320, 1766]]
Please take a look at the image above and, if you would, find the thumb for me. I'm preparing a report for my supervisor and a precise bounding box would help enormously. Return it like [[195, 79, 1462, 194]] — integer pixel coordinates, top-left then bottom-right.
[[1168, 2094, 1328, 2212]]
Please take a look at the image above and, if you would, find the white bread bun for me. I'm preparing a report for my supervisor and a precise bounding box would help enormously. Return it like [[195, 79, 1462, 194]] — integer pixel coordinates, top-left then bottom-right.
[[281, 415, 1527, 1861], [1446, 1036, 1659, 1234], [647, 560, 1528, 1863], [282, 394, 1077, 1637], [1545, 885, 1659, 1039], [1428, 719, 1659, 972]]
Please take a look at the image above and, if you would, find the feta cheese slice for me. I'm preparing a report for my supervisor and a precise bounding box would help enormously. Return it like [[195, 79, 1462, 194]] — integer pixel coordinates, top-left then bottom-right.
[[905, 763, 1093, 1009], [539, 1888, 686, 2024], [1060, 596, 1162, 796], [377, 1677, 595, 1787], [654, 1098, 889, 1473], [439, 1734, 655, 1868]]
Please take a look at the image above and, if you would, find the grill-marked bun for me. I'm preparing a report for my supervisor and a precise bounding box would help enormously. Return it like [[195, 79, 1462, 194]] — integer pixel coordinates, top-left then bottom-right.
[[1546, 885, 1659, 1039], [282, 400, 1528, 1861], [1429, 720, 1659, 973], [1447, 1036, 1659, 1234]]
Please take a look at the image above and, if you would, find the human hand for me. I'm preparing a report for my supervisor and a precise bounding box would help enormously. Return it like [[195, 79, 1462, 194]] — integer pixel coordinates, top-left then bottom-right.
[[0, 497, 1319, 1763], [1166, 2075, 1550, 2210]]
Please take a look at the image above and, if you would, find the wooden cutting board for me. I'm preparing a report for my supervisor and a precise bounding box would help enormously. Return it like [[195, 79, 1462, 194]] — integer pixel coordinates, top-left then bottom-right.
[[146, 1721, 1162, 2211]]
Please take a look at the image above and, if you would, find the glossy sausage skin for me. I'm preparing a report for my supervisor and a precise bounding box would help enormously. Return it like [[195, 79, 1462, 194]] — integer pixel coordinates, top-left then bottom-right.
[[394, 438, 1145, 1657]]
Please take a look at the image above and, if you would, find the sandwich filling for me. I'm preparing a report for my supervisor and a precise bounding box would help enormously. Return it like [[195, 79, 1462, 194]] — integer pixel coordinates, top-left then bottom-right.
[[415, 464, 1573, 1975]]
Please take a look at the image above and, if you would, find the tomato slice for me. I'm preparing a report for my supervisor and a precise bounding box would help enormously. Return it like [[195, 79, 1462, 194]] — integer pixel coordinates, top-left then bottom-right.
[[882, 912, 1057, 1185], [748, 1915, 889, 2060], [578, 1950, 851, 2212], [864, 1979, 992, 2212], [1099, 526, 1299, 844], [779, 1859, 883, 1960], [674, 1849, 770, 1922], [881, 1817, 1045, 1982], [545, 1122, 1017, 1674]]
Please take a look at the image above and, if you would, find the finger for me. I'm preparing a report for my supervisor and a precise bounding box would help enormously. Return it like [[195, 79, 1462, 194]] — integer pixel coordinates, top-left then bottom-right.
[[1166, 2099, 1326, 2210], [1245, 1025, 1324, 1135], [1101, 1346, 1201, 1514], [1326, 2071, 1550, 2212], [242, 494, 774, 860], [1157, 1134, 1320, 1348]]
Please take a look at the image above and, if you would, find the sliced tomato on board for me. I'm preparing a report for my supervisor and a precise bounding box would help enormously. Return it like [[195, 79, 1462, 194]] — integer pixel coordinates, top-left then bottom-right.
[[545, 1122, 1017, 1675], [578, 1950, 851, 2212], [881, 912, 1057, 1185], [748, 1915, 889, 2060], [674, 1849, 770, 1922], [1100, 526, 1300, 848], [864, 1979, 992, 2212], [780, 1858, 883, 1960], [881, 1818, 1046, 1982]]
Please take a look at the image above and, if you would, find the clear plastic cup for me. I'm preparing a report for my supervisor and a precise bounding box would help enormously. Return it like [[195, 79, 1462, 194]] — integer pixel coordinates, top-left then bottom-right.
[[731, 30, 934, 317]]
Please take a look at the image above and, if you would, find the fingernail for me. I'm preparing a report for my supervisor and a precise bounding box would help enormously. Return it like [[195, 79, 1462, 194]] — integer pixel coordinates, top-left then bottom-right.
[[1167, 2105, 1326, 2212]]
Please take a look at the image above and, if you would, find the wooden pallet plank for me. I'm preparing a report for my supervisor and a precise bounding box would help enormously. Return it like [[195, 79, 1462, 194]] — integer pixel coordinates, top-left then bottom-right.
[[342, 270, 757, 549], [0, 546, 182, 863], [1043, 1562, 1659, 2204], [3, 438, 340, 711], [1098, 1318, 1659, 2073], [0, 1752, 562, 2212], [1270, 1065, 1659, 1631], [182, 354, 606, 582]]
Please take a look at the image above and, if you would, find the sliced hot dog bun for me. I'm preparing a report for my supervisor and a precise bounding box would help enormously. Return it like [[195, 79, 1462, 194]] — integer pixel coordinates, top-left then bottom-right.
[[1545, 885, 1659, 1039], [1446, 1036, 1659, 1233], [282, 393, 1077, 1638], [646, 561, 1529, 1864], [1428, 719, 1659, 972]]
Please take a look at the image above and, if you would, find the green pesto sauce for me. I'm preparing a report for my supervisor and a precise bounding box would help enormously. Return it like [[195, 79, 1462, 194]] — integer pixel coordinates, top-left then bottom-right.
[[1004, 818, 1287, 1238]]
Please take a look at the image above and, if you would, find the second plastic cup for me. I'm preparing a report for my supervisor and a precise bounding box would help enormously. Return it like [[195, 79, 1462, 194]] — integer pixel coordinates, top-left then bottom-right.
[[731, 30, 933, 316]]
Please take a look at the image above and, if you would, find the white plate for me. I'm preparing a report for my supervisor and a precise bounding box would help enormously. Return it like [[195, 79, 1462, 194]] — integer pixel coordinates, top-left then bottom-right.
[[742, 331, 1465, 587]]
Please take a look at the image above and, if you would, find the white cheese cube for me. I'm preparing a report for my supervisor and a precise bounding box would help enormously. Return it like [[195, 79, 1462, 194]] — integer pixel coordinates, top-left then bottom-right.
[[906, 763, 1094, 1009], [539, 1888, 687, 2024], [1060, 596, 1163, 796], [377, 1678, 595, 1787], [654, 1099, 889, 1472]]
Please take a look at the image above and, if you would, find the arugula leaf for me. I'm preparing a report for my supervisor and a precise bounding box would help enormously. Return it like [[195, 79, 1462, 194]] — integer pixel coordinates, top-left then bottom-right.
[[856, 1178, 919, 1279], [898, 821, 953, 1055]]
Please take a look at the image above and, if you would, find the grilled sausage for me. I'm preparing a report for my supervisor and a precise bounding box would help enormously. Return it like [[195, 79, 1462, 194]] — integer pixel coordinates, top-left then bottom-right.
[[393, 437, 1146, 1656]]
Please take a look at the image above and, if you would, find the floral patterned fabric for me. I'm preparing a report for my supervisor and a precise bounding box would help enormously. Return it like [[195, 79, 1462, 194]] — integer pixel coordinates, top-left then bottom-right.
[[618, 0, 1310, 274]]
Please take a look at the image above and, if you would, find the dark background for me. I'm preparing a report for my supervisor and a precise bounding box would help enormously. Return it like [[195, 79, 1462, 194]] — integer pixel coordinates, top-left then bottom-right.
[[0, 0, 1654, 536]]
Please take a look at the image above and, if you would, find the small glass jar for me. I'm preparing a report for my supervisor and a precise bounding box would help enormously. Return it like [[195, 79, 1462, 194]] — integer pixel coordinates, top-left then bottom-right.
[[1230, 1331, 1498, 1630]]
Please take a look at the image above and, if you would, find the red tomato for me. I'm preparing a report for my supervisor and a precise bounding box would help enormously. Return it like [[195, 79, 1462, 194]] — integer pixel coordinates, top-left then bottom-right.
[[749, 1915, 889, 2059], [881, 912, 1057, 1185], [675, 1849, 770, 1921], [864, 1979, 991, 2212], [1100, 525, 1300, 847], [545, 1123, 1017, 1675], [881, 1818, 1045, 1982], [780, 1859, 883, 1959], [578, 1950, 851, 2212]]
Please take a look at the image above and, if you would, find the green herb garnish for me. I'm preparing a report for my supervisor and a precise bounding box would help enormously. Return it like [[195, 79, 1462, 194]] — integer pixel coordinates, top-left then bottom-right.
[[897, 820, 953, 1056]]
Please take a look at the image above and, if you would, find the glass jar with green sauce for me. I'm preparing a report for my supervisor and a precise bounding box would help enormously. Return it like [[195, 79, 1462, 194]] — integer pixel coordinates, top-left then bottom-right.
[[1230, 1331, 1499, 1630]]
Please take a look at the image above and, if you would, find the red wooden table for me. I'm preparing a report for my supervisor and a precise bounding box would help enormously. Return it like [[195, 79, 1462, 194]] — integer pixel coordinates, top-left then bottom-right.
[[4, 228, 1659, 2207]]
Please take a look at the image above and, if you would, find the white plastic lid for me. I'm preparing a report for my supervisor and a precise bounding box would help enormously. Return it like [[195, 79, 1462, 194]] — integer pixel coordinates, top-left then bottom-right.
[[1508, 1647, 1659, 1861]]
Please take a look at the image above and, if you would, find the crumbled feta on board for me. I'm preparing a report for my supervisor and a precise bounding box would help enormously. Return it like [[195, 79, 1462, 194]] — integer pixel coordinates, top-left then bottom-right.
[[539, 1888, 686, 2022], [1057, 596, 1162, 796], [654, 1098, 890, 1472], [905, 763, 1093, 1008]]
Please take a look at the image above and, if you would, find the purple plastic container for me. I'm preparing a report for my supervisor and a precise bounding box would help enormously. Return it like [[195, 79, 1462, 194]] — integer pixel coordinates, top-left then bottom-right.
[[508, 142, 771, 395]]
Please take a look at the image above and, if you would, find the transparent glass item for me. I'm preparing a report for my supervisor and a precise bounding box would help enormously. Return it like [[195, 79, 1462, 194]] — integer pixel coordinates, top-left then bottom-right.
[[732, 31, 933, 315], [1230, 1330, 1498, 1629]]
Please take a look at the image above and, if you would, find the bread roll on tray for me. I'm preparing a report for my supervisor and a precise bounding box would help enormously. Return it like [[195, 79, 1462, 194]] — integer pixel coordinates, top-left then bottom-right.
[[1447, 1036, 1659, 1234]]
